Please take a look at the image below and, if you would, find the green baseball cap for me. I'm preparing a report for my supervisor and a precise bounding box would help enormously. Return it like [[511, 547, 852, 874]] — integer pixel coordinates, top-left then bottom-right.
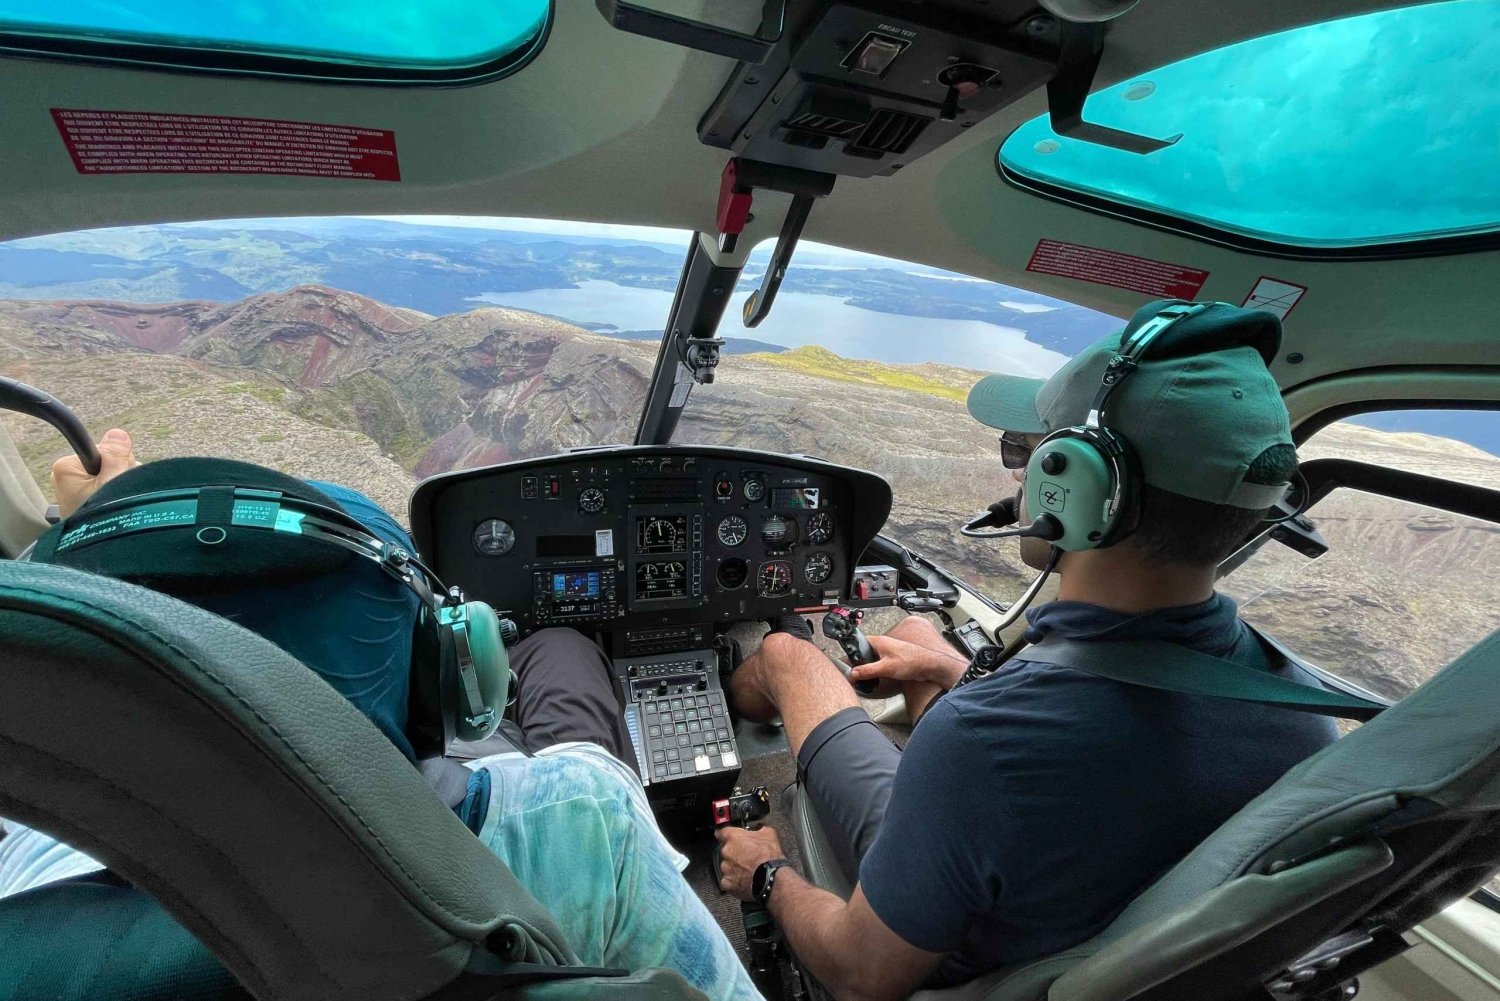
[[967, 299, 1294, 510]]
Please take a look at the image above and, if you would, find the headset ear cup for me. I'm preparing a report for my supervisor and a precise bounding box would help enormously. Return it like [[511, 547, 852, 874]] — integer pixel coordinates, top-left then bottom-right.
[[451, 600, 510, 743], [1026, 430, 1121, 552], [406, 605, 455, 759]]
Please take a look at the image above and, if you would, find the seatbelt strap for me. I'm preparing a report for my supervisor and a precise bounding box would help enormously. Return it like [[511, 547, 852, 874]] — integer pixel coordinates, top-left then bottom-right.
[[1025, 637, 1387, 721]]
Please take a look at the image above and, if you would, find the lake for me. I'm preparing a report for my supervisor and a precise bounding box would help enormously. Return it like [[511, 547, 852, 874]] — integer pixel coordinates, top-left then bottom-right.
[[472, 280, 1068, 378]]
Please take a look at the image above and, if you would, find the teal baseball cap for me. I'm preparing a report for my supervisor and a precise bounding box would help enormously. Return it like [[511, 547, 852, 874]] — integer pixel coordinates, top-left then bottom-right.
[[967, 299, 1294, 510]]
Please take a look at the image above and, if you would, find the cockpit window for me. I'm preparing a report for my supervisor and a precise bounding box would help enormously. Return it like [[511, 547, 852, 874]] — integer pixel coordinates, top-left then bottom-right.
[[998, 0, 1500, 251], [0, 0, 550, 83]]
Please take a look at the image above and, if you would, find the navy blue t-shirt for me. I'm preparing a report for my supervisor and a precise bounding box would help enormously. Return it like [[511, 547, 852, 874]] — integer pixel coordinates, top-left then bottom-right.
[[858, 593, 1338, 985]]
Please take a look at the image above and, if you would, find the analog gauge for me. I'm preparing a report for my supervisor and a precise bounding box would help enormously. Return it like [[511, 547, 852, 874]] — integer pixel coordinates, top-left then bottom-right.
[[717, 515, 749, 547], [761, 514, 797, 548], [643, 517, 679, 551], [743, 476, 766, 502], [472, 519, 515, 557], [665, 561, 684, 577], [803, 552, 833, 585], [717, 558, 749, 589], [578, 487, 606, 514], [758, 560, 794, 597], [805, 511, 835, 545]]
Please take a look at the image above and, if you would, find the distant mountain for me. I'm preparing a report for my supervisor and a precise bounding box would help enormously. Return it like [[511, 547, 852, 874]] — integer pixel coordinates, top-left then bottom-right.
[[2, 217, 1492, 455], [0, 217, 1109, 356], [2, 287, 1494, 709]]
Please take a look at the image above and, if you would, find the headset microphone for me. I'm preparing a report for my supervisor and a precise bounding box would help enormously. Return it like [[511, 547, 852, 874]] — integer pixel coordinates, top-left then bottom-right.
[[960, 497, 1064, 541]]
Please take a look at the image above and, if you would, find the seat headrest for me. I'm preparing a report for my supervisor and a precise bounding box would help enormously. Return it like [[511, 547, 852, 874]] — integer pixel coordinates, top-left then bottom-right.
[[0, 561, 574, 1001]]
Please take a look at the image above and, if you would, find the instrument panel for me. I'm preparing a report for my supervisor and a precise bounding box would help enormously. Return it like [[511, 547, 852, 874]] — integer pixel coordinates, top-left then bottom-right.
[[411, 446, 893, 638]]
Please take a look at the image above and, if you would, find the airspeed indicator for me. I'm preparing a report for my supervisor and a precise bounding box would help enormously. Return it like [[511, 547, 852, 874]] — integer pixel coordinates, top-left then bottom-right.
[[717, 515, 748, 547]]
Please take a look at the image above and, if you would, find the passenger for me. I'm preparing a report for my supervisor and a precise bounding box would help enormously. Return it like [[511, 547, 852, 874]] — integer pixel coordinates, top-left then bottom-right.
[[0, 429, 762, 1001], [717, 303, 1339, 1000]]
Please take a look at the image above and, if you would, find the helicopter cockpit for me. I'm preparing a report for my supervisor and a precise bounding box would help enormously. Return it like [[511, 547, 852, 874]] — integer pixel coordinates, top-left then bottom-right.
[[1, 2, 1500, 1001]]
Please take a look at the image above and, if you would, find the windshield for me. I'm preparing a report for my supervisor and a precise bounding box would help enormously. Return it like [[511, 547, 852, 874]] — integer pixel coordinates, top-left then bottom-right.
[[6, 218, 1494, 610], [0, 216, 663, 520]]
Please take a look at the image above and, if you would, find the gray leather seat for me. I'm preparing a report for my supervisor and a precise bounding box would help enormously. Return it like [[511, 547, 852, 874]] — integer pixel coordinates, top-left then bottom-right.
[[0, 561, 705, 1001], [785, 626, 1500, 1001]]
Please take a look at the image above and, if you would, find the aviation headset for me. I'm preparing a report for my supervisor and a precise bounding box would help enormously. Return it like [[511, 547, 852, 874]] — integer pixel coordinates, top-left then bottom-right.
[[29, 460, 509, 756], [1021, 300, 1284, 551]]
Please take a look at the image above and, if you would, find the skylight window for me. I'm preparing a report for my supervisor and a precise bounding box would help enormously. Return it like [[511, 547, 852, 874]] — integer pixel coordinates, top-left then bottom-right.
[[0, 0, 550, 83], [998, 0, 1500, 251]]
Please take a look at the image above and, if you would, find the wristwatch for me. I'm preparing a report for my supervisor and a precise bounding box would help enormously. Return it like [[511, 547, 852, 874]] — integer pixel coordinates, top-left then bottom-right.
[[753, 858, 793, 906]]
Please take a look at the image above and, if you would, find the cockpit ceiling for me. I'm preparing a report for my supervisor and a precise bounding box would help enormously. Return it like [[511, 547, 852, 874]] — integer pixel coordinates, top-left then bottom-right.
[[0, 0, 1496, 391]]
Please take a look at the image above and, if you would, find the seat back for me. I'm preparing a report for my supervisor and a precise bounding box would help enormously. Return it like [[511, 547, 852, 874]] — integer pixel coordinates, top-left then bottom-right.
[[0, 561, 577, 1001], [944, 626, 1500, 1001]]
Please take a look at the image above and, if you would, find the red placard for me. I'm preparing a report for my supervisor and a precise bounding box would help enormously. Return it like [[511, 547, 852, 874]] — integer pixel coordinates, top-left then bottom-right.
[[1025, 239, 1209, 299], [51, 109, 400, 182]]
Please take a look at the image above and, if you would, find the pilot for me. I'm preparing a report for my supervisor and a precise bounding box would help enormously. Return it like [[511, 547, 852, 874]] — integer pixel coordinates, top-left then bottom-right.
[[1, 429, 762, 1001], [716, 301, 1339, 999]]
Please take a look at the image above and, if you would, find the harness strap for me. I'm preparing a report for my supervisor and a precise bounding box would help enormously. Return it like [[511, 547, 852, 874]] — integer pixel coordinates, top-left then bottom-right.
[[1024, 637, 1387, 721]]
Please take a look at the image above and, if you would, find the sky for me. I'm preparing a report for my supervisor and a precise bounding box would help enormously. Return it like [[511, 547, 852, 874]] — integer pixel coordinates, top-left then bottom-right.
[[369, 215, 931, 270]]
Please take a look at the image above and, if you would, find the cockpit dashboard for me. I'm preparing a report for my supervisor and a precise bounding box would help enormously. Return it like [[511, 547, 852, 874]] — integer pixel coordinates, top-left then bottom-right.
[[410, 445, 893, 644]]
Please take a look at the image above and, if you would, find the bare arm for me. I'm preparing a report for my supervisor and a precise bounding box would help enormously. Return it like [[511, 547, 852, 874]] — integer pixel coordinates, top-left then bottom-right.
[[716, 824, 943, 1001], [854, 616, 970, 722], [771, 874, 944, 1001]]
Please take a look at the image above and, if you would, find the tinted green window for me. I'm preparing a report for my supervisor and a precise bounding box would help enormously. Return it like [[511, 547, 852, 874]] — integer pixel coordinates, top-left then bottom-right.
[[0, 0, 549, 79], [999, 1, 1500, 249]]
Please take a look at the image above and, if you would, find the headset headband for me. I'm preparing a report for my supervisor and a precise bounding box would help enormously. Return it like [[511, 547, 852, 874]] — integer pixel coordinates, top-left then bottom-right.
[[1086, 301, 1213, 429], [51, 485, 452, 608]]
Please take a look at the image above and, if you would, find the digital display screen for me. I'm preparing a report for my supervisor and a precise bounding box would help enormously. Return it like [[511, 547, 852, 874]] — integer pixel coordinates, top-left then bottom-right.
[[552, 571, 602, 600], [635, 561, 688, 601], [635, 514, 688, 554], [771, 487, 820, 510]]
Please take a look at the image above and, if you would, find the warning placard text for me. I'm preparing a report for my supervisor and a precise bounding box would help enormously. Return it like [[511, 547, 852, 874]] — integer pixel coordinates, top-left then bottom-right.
[[1025, 239, 1209, 299], [51, 109, 401, 182]]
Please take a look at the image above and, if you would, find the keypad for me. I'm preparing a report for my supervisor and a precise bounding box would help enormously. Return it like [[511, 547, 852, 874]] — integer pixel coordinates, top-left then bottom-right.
[[640, 688, 739, 783]]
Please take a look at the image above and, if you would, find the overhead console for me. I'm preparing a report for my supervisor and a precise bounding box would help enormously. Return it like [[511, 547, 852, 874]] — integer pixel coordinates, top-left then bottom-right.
[[411, 445, 892, 638]]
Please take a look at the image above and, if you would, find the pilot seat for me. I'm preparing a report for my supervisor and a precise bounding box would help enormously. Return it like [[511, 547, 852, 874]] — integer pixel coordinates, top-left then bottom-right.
[[784, 626, 1500, 1001]]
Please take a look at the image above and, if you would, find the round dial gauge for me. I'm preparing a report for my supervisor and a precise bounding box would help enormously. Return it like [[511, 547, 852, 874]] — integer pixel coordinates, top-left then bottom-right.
[[717, 558, 749, 589], [761, 514, 797, 548], [472, 519, 515, 557], [758, 560, 794, 597], [805, 511, 835, 545], [743, 476, 766, 502], [717, 515, 748, 547], [643, 517, 679, 550], [803, 552, 833, 585], [578, 487, 606, 514]]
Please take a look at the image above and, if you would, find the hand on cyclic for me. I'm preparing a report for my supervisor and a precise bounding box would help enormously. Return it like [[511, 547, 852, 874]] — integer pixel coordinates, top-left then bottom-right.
[[52, 428, 139, 519], [715, 824, 785, 902], [852, 633, 968, 690]]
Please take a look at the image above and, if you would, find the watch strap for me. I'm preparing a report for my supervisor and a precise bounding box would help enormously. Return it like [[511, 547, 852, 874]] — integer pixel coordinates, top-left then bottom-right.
[[755, 857, 792, 905]]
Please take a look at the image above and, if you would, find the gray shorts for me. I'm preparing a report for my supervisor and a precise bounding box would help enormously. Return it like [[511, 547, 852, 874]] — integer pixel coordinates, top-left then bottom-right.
[[509, 627, 636, 773], [797, 706, 904, 883]]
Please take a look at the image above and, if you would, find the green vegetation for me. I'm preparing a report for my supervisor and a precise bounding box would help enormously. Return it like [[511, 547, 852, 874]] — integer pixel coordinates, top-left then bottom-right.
[[745, 345, 968, 402], [296, 372, 432, 466], [225, 381, 286, 404]]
